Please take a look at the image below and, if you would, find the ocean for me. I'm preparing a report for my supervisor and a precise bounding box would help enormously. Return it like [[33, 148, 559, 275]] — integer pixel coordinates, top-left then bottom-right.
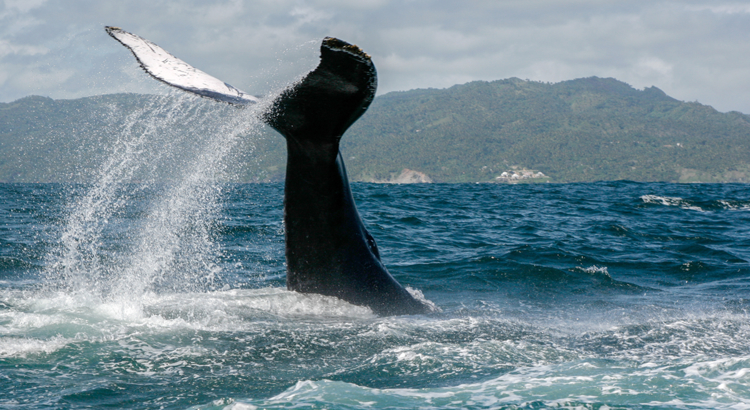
[[1, 97, 749, 409]]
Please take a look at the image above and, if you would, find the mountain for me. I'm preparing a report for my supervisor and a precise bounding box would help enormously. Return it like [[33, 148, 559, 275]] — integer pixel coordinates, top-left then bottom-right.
[[2, 77, 749, 183], [0, 94, 155, 182], [342, 77, 750, 183]]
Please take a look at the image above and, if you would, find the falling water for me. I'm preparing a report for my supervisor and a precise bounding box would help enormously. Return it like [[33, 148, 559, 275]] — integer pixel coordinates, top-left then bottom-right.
[[41, 92, 270, 307]]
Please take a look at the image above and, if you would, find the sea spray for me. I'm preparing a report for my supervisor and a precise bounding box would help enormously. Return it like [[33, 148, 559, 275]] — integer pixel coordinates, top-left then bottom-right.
[[115, 100, 266, 298], [42, 92, 268, 308]]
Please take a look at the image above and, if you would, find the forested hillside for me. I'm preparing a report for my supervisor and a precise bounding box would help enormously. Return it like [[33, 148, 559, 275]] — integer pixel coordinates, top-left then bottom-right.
[[2, 77, 749, 183], [342, 77, 750, 183], [0, 94, 155, 182]]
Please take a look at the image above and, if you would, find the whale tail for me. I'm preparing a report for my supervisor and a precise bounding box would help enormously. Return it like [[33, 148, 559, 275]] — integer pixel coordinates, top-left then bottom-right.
[[273, 38, 432, 316], [104, 26, 375, 138], [105, 27, 433, 316], [263, 37, 377, 144]]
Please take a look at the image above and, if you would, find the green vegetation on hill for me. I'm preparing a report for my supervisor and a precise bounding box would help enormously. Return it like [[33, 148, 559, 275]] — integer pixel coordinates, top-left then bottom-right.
[[2, 77, 749, 183], [0, 94, 155, 182], [342, 77, 750, 183]]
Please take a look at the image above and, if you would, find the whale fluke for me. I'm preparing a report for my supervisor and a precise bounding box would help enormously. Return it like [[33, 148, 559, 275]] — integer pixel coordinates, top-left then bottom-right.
[[105, 26, 259, 106], [105, 27, 433, 316], [268, 38, 431, 316], [263, 37, 377, 143]]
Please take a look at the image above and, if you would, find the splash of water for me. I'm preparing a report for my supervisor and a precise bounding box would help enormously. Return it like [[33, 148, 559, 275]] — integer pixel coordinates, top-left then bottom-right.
[[43, 91, 272, 308]]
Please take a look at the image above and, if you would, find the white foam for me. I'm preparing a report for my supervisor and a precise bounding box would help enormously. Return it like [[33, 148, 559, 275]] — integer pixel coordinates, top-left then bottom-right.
[[0, 336, 69, 357], [718, 199, 750, 211], [578, 265, 612, 278], [224, 403, 257, 410], [641, 194, 705, 211], [2, 287, 376, 337], [227, 355, 750, 410], [6, 281, 750, 410], [405, 286, 440, 313]]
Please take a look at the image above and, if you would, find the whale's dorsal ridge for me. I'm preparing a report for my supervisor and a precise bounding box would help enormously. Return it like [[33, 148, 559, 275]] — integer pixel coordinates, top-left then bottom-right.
[[105, 26, 259, 106]]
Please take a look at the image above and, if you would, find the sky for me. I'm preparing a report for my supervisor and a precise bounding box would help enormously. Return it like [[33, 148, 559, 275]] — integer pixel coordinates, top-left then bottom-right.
[[1, 0, 749, 113]]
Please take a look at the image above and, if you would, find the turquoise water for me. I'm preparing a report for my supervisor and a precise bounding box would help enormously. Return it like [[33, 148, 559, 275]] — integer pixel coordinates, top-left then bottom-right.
[[1, 97, 749, 409]]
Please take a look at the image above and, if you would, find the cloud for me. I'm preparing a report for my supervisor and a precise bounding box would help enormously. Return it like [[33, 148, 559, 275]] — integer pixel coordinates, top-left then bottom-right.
[[14, 66, 75, 90], [0, 39, 48, 59], [687, 3, 750, 15], [2, 0, 48, 14], [0, 0, 749, 113]]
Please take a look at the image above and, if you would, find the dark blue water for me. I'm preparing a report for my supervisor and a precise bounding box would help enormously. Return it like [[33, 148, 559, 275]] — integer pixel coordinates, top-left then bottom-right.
[[2, 181, 749, 409]]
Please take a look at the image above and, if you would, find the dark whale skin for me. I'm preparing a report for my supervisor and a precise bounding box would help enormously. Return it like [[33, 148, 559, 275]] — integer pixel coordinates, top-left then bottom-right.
[[265, 38, 431, 316]]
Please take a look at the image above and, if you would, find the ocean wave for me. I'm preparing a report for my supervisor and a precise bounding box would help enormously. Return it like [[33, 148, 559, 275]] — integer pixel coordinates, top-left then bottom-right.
[[1, 288, 377, 334], [718, 199, 750, 211], [4, 182, 750, 408], [4, 284, 750, 408], [204, 350, 750, 410], [0, 335, 70, 358], [640, 195, 705, 211], [641, 194, 750, 212]]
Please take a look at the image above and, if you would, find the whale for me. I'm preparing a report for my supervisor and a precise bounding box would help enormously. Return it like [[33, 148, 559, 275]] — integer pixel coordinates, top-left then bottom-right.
[[105, 27, 433, 316]]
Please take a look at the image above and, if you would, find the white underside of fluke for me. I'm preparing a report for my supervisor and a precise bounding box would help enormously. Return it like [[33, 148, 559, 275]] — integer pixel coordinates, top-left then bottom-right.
[[106, 26, 259, 106]]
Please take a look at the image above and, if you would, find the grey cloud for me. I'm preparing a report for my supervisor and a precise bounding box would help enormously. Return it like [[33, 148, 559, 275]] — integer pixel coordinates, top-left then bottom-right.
[[0, 0, 749, 113]]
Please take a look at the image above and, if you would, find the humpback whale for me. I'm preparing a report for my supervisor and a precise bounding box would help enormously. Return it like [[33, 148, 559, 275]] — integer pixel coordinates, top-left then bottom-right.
[[105, 27, 432, 316]]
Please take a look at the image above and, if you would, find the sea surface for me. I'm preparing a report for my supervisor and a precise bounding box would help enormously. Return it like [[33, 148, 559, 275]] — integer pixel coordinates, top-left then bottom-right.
[[1, 97, 750, 409], [2, 181, 749, 409]]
